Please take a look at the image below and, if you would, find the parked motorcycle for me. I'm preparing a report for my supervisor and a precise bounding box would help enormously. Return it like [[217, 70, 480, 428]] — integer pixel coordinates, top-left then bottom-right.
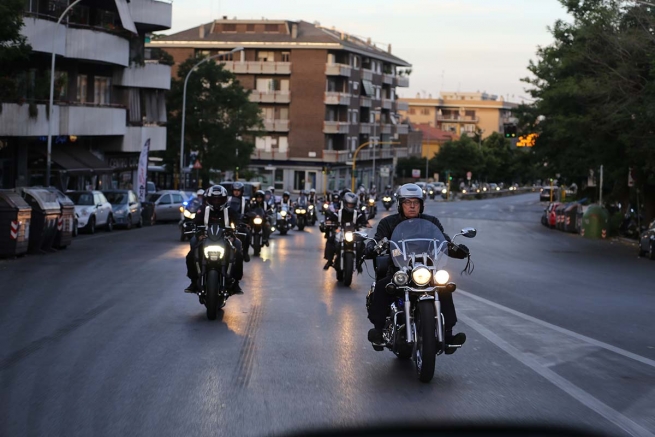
[[364, 218, 476, 382], [184, 221, 242, 320], [382, 195, 394, 211]]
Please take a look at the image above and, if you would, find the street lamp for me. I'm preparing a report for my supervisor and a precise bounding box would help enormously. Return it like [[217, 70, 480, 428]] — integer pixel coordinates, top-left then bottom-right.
[[46, 0, 84, 187], [371, 106, 382, 190], [179, 47, 244, 189]]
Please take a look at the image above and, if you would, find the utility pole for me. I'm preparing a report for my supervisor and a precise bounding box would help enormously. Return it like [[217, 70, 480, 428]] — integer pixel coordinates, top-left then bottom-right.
[[599, 165, 604, 205], [425, 156, 428, 182]]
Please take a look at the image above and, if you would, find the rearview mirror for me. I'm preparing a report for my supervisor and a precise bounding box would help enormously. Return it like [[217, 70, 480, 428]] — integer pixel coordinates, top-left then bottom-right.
[[461, 227, 477, 238], [355, 231, 368, 239]]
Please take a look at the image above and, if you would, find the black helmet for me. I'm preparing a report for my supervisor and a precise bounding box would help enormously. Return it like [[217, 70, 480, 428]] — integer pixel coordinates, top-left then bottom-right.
[[397, 183, 424, 216], [343, 192, 358, 213], [205, 185, 228, 210], [255, 190, 265, 200], [283, 191, 290, 198]]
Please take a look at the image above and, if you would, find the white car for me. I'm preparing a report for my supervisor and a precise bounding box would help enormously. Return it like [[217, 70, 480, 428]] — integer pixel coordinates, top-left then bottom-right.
[[67, 191, 114, 234]]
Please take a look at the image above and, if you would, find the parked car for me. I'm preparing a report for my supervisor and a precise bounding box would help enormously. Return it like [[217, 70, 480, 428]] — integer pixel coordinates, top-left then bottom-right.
[[147, 190, 187, 222], [540, 186, 557, 202], [541, 202, 561, 228], [67, 190, 114, 234], [103, 190, 142, 229], [638, 220, 655, 260]]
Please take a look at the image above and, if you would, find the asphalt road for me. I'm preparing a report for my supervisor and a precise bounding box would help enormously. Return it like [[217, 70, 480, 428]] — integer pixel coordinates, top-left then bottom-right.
[[1, 193, 654, 437]]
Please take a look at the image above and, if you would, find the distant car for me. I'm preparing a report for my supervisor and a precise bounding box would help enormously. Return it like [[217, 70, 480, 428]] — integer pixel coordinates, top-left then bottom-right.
[[67, 190, 114, 234], [414, 182, 428, 199], [146, 181, 157, 195], [638, 220, 655, 260], [489, 183, 500, 191], [540, 186, 557, 202], [147, 190, 187, 222], [103, 190, 142, 229]]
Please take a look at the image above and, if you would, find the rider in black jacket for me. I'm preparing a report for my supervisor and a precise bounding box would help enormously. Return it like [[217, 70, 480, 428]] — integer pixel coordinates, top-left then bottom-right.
[[364, 183, 469, 353], [323, 191, 369, 270], [185, 185, 245, 295], [227, 182, 251, 263]]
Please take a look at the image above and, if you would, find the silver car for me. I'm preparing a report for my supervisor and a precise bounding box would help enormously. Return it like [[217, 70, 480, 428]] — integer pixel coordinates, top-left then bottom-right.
[[103, 190, 143, 229], [147, 190, 187, 222]]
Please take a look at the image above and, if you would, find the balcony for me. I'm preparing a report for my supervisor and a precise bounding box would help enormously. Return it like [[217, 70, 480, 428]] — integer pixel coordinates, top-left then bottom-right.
[[356, 147, 408, 161], [121, 126, 167, 152], [396, 101, 409, 111], [360, 97, 372, 108], [248, 90, 291, 103], [323, 121, 350, 134], [21, 17, 129, 66], [396, 76, 410, 87], [251, 149, 289, 160], [325, 63, 352, 76], [436, 115, 479, 123], [396, 124, 409, 135], [60, 106, 127, 136], [262, 119, 290, 132], [114, 62, 171, 90], [383, 74, 394, 85], [381, 99, 393, 110], [324, 92, 351, 105], [381, 124, 392, 134], [128, 0, 173, 31], [323, 150, 350, 163], [362, 69, 374, 81], [0, 103, 57, 136], [222, 61, 291, 75]]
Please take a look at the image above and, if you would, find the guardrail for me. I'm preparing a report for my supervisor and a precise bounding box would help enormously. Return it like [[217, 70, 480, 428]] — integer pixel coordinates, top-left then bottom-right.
[[455, 187, 537, 200]]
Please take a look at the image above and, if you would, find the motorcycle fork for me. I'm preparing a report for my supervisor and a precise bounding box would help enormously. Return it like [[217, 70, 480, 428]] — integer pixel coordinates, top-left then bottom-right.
[[404, 291, 413, 343]]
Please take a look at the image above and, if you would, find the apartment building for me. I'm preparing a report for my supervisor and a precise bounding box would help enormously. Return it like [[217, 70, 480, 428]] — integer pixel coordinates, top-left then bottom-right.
[[399, 92, 519, 140], [0, 0, 172, 190], [150, 18, 412, 192], [412, 123, 457, 159]]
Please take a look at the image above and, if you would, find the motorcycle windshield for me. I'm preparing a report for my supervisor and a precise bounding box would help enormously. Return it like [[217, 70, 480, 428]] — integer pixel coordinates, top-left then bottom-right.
[[207, 223, 226, 242], [250, 206, 266, 217], [389, 218, 448, 270]]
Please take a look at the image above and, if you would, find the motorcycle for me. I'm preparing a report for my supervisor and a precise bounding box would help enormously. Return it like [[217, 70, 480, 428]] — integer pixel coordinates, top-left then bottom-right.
[[276, 203, 291, 235], [245, 206, 267, 256], [178, 198, 201, 241], [295, 202, 308, 231], [184, 221, 242, 320], [366, 197, 377, 219], [364, 218, 476, 382], [334, 222, 365, 287], [307, 202, 317, 225], [321, 199, 330, 216], [382, 195, 394, 211]]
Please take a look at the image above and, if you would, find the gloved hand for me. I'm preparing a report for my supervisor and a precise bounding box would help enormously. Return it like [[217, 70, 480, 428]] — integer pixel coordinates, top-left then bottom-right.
[[448, 242, 470, 259], [363, 241, 376, 259]]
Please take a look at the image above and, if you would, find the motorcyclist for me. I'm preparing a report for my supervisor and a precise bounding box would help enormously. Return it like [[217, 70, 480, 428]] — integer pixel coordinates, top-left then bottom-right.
[[185, 185, 245, 295], [383, 185, 394, 196], [323, 192, 369, 270], [296, 190, 309, 207], [280, 191, 297, 227], [250, 189, 271, 246], [308, 188, 317, 204], [363, 183, 469, 353], [227, 182, 251, 262], [370, 184, 378, 200], [187, 189, 204, 211]]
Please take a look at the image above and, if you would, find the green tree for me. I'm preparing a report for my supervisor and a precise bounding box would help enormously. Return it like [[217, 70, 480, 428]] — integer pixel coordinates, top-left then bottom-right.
[[164, 56, 263, 185], [481, 132, 513, 183], [0, 0, 32, 105], [430, 135, 484, 181]]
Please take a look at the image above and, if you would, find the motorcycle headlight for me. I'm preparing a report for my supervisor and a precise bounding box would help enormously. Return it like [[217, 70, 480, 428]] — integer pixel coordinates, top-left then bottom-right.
[[271, 226, 276, 232], [429, 190, 434, 194], [280, 210, 287, 217], [411, 266, 432, 286], [309, 205, 314, 210], [253, 217, 263, 225], [323, 203, 328, 210], [483, 187, 487, 191], [435, 270, 449, 285], [183, 209, 193, 218], [442, 189, 447, 194], [230, 222, 236, 229], [462, 189, 467, 194], [295, 209, 301, 214], [179, 206, 184, 213], [393, 271, 409, 286], [383, 197, 391, 201], [345, 231, 354, 242], [368, 199, 375, 205], [203, 245, 225, 261], [496, 187, 500, 191], [301, 209, 306, 214]]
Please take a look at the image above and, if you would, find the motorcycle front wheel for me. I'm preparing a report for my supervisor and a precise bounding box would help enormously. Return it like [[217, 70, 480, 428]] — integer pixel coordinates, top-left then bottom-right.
[[206, 270, 219, 320], [253, 234, 261, 256], [343, 252, 354, 286], [415, 300, 437, 383]]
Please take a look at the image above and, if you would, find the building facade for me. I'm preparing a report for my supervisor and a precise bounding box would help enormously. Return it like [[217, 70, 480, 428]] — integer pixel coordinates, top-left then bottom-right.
[[412, 123, 457, 159], [149, 19, 412, 193], [0, 0, 172, 191], [399, 92, 518, 140]]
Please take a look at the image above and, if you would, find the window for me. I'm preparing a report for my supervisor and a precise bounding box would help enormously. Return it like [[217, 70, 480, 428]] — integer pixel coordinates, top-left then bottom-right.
[[56, 71, 68, 100], [279, 107, 289, 120], [257, 51, 275, 62], [159, 194, 171, 205], [327, 53, 336, 64], [97, 9, 116, 29], [281, 52, 290, 62], [262, 107, 274, 120], [69, 5, 90, 25], [172, 194, 184, 203], [223, 23, 236, 32], [294, 171, 306, 191], [409, 108, 416, 115], [77, 75, 87, 103], [94, 77, 111, 104], [421, 108, 430, 115], [351, 110, 358, 123], [274, 169, 284, 190], [264, 23, 278, 33]]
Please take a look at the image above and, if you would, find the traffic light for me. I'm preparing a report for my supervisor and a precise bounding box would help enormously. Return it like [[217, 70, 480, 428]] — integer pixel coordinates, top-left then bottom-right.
[[504, 124, 517, 138], [449, 175, 453, 181]]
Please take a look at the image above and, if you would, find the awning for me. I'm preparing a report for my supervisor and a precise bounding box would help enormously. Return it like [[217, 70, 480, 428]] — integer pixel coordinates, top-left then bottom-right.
[[362, 80, 375, 97], [48, 147, 91, 176], [61, 146, 114, 174], [114, 0, 138, 35]]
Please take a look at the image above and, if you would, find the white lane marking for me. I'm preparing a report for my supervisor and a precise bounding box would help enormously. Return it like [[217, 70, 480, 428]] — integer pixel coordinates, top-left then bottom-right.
[[459, 313, 655, 437], [458, 289, 655, 369]]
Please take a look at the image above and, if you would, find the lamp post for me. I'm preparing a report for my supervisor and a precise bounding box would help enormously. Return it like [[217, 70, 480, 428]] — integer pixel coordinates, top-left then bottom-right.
[[179, 47, 243, 189], [371, 106, 382, 190], [352, 140, 400, 191], [46, 0, 84, 187]]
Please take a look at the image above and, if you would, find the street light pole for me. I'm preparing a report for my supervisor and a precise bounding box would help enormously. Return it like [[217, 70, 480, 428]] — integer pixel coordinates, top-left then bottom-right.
[[46, 0, 84, 187], [180, 47, 243, 189], [371, 106, 382, 190]]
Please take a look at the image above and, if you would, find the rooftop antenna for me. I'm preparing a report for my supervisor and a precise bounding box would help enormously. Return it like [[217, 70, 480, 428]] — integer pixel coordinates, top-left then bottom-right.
[[440, 70, 444, 93]]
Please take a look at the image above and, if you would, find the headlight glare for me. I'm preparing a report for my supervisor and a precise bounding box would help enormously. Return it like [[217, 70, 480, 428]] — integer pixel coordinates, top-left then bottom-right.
[[203, 245, 225, 260], [280, 210, 287, 217], [442, 189, 447, 194], [411, 266, 432, 286], [345, 231, 354, 242], [295, 209, 301, 214], [253, 217, 263, 225], [435, 270, 450, 285]]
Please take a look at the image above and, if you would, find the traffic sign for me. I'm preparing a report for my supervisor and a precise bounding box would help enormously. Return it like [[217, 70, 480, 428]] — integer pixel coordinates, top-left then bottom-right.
[[412, 169, 421, 178], [193, 160, 202, 169], [466, 171, 472, 181]]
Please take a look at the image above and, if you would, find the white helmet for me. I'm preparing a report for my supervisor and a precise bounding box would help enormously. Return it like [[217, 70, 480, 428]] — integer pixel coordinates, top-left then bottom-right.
[[196, 189, 204, 196], [205, 185, 228, 210]]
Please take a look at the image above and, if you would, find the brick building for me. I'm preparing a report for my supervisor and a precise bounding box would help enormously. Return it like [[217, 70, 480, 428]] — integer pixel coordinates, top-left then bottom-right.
[[149, 18, 412, 193]]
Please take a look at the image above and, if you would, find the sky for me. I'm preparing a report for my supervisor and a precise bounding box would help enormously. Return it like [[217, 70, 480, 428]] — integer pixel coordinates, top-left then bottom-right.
[[164, 0, 572, 104]]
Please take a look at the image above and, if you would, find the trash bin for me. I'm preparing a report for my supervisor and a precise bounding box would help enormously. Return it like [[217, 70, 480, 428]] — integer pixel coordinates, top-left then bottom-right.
[[581, 205, 610, 239], [555, 203, 568, 231], [19, 188, 61, 252], [141, 201, 155, 226], [45, 187, 75, 249], [564, 203, 579, 233], [0, 190, 32, 258]]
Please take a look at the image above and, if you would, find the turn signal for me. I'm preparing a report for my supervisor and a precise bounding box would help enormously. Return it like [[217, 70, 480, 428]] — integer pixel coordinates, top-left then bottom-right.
[[435, 270, 450, 285]]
